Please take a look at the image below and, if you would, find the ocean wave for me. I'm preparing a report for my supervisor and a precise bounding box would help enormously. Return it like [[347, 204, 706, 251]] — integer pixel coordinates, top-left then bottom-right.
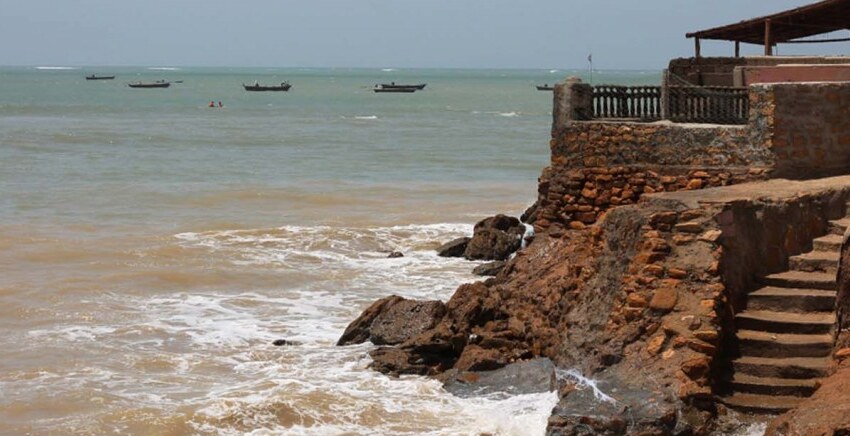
[[148, 67, 181, 71], [381, 68, 397, 72], [35, 66, 77, 70], [354, 115, 378, 120]]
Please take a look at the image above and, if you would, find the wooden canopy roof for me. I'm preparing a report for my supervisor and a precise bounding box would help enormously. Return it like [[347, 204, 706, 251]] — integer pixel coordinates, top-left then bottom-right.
[[687, 0, 850, 48]]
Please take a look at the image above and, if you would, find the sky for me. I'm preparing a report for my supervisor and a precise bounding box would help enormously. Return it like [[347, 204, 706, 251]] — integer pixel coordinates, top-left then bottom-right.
[[0, 0, 847, 70]]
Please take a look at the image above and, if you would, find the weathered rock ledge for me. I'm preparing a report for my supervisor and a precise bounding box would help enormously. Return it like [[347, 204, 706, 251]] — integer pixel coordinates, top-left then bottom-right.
[[339, 175, 850, 435]]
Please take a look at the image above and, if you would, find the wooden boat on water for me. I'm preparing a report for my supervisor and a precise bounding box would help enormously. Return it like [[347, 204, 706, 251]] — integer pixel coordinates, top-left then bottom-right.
[[86, 74, 115, 80], [536, 85, 554, 91], [243, 82, 291, 92], [128, 80, 170, 88], [380, 83, 426, 90], [373, 86, 418, 93]]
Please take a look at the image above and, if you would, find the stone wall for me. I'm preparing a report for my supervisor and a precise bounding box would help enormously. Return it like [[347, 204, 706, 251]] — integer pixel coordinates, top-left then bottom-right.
[[753, 82, 850, 179]]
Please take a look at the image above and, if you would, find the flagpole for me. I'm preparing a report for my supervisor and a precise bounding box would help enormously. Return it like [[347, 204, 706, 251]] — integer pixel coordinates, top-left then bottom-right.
[[588, 53, 593, 86]]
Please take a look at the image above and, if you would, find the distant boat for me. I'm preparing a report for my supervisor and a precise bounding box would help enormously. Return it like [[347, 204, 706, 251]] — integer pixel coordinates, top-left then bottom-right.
[[243, 82, 291, 92], [86, 74, 115, 80], [380, 83, 426, 90], [536, 85, 554, 91], [373, 86, 418, 93], [128, 80, 170, 88]]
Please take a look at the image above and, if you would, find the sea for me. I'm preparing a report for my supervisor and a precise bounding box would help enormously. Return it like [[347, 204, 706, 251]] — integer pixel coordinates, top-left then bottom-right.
[[0, 66, 662, 435]]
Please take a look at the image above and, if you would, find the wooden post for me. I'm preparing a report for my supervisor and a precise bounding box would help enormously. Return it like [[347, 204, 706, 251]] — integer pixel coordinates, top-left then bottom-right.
[[764, 19, 773, 56], [735, 41, 740, 57], [694, 37, 701, 58]]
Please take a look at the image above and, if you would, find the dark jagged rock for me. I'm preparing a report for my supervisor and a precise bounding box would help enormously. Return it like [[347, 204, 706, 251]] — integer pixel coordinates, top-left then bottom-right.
[[472, 260, 506, 276], [272, 339, 301, 346], [369, 299, 446, 345], [521, 201, 539, 225], [442, 358, 557, 398], [336, 296, 404, 346], [437, 237, 471, 258], [336, 296, 446, 347], [463, 214, 525, 261], [387, 251, 404, 258]]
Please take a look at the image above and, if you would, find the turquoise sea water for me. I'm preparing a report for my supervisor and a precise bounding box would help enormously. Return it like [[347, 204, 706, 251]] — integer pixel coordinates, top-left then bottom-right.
[[0, 66, 661, 434]]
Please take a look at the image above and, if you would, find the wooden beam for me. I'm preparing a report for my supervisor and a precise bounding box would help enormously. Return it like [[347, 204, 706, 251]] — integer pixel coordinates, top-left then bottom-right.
[[764, 19, 773, 55], [695, 37, 701, 58], [735, 41, 740, 57]]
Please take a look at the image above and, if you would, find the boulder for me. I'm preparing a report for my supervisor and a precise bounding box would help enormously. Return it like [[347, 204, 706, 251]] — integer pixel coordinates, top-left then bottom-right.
[[463, 215, 526, 261], [442, 358, 557, 398], [387, 251, 404, 258], [370, 299, 446, 345], [437, 237, 471, 257], [472, 260, 506, 276], [336, 296, 446, 346]]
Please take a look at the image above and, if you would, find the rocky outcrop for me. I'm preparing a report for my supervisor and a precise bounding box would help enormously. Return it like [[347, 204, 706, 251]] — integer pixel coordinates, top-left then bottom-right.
[[437, 237, 470, 258], [766, 362, 850, 435], [337, 296, 446, 346], [472, 261, 505, 276], [442, 358, 557, 398], [464, 214, 525, 261]]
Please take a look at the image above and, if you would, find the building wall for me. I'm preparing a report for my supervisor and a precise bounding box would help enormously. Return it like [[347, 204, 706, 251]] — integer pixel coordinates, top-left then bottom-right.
[[668, 56, 850, 87]]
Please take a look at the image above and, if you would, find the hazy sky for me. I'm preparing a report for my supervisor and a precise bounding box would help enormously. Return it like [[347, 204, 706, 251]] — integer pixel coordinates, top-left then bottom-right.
[[1, 0, 847, 69]]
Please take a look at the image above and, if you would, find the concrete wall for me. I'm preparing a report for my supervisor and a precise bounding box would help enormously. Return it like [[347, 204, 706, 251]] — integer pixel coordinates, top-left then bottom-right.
[[735, 65, 850, 87], [669, 56, 850, 86]]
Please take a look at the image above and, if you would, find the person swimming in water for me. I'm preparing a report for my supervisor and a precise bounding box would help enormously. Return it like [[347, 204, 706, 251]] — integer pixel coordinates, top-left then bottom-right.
[[208, 101, 215, 108]]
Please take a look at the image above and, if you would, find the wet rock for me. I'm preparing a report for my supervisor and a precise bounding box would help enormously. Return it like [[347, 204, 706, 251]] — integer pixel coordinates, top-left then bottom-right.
[[463, 215, 525, 261], [370, 299, 446, 345], [337, 296, 445, 347], [453, 345, 507, 372], [442, 358, 557, 398], [546, 368, 698, 436], [521, 202, 539, 224], [472, 261, 506, 276], [387, 251, 404, 258], [337, 295, 404, 346], [437, 237, 471, 258], [272, 339, 301, 346]]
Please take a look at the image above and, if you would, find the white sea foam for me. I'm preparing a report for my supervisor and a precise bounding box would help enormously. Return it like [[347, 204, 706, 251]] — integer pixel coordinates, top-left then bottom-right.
[[549, 69, 559, 73], [354, 115, 378, 120], [381, 68, 397, 72], [556, 368, 617, 404], [148, 67, 181, 71], [35, 66, 77, 70], [499, 111, 519, 117]]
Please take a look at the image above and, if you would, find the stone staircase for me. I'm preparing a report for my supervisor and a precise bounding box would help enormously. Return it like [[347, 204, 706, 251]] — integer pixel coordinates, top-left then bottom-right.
[[721, 218, 845, 413]]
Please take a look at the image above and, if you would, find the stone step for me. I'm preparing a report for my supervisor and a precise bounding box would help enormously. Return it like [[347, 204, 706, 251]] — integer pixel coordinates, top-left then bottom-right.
[[761, 271, 837, 291], [736, 310, 835, 334], [731, 373, 820, 397], [829, 217, 850, 236], [737, 329, 833, 358], [721, 392, 804, 414], [734, 356, 830, 379], [747, 287, 836, 313], [813, 233, 844, 251], [789, 250, 840, 273]]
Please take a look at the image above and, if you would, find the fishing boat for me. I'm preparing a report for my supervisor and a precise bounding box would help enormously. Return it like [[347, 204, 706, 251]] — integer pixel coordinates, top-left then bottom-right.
[[128, 80, 170, 88], [379, 83, 426, 90], [373, 86, 418, 93], [86, 74, 115, 80], [536, 85, 554, 91], [243, 82, 291, 92]]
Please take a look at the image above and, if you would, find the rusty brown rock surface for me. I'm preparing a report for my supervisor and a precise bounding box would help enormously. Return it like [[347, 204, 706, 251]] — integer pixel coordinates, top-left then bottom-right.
[[766, 363, 850, 436]]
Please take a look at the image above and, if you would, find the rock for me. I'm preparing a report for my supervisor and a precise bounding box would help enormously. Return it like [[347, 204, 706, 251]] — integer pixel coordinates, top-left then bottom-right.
[[336, 296, 446, 346], [370, 299, 447, 345], [649, 288, 678, 312], [437, 237, 471, 258], [463, 215, 526, 261], [547, 367, 698, 435], [443, 358, 557, 398], [521, 202, 539, 224], [272, 339, 301, 346], [453, 345, 507, 372], [472, 260, 506, 276], [387, 251, 404, 258], [766, 365, 850, 435], [337, 295, 404, 346]]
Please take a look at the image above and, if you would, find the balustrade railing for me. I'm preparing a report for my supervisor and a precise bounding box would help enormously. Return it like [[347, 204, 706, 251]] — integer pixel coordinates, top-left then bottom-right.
[[590, 84, 749, 125]]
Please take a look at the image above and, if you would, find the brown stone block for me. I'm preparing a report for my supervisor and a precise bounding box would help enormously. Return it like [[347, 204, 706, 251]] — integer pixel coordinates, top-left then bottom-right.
[[668, 268, 688, 279], [646, 335, 666, 356], [643, 238, 671, 253], [628, 293, 648, 308], [643, 264, 665, 277], [685, 179, 703, 190], [650, 212, 678, 225], [694, 330, 719, 343], [681, 356, 711, 380], [674, 221, 703, 233], [649, 288, 678, 312], [686, 339, 717, 356], [568, 221, 586, 230]]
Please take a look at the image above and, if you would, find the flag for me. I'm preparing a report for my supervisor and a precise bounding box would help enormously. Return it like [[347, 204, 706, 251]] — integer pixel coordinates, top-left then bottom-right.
[[587, 53, 592, 63]]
